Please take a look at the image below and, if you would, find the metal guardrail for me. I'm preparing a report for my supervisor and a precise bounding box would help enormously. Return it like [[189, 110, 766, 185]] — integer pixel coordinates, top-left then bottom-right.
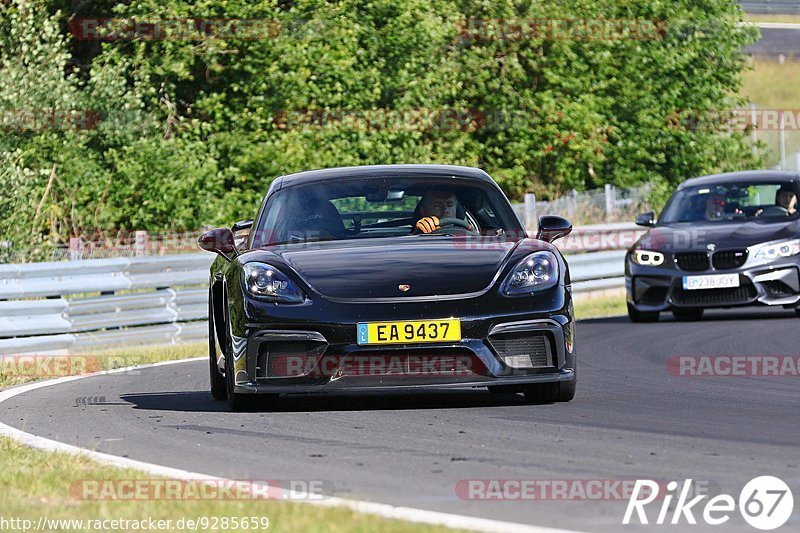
[[0, 240, 628, 355], [569, 251, 626, 292], [0, 254, 214, 355], [741, 1, 800, 14]]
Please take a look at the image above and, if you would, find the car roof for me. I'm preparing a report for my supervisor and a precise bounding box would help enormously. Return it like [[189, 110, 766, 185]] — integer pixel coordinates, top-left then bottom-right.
[[272, 164, 495, 190], [678, 170, 800, 189]]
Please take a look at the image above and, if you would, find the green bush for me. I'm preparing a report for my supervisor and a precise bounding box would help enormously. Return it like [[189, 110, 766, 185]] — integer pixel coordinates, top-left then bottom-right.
[[0, 0, 764, 260]]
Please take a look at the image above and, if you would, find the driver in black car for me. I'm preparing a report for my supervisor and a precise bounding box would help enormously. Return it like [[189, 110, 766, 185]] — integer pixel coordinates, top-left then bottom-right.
[[415, 189, 467, 233]]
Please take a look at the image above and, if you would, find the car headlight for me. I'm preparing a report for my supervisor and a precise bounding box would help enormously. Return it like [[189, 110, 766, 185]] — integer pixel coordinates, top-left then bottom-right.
[[754, 239, 800, 261], [501, 251, 559, 295], [242, 262, 305, 303], [630, 250, 665, 266]]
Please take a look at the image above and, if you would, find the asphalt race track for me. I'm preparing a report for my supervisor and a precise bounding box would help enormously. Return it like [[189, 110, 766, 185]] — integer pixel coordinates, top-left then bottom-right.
[[2, 308, 799, 532], [747, 27, 800, 56]]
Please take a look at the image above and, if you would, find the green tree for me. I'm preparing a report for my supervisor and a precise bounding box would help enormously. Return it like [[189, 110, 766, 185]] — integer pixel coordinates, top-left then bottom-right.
[[1, 0, 764, 261]]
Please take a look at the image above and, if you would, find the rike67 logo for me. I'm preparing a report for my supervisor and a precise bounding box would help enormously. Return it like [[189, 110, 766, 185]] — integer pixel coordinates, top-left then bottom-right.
[[623, 477, 794, 530]]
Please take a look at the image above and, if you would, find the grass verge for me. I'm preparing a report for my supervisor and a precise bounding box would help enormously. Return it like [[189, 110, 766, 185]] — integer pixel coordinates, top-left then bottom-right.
[[744, 14, 800, 24], [0, 436, 456, 533], [573, 291, 627, 320], [741, 58, 800, 166]]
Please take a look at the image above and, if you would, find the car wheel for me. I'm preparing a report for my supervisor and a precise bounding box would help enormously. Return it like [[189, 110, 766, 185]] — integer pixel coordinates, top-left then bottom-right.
[[208, 296, 227, 401], [672, 308, 704, 321], [523, 381, 574, 404], [796, 308, 800, 317], [627, 303, 659, 323]]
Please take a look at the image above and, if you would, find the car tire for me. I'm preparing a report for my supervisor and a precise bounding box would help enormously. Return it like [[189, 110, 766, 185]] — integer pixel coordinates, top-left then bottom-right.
[[672, 308, 704, 321], [523, 381, 574, 404], [796, 308, 800, 317], [627, 303, 659, 323], [208, 297, 227, 401]]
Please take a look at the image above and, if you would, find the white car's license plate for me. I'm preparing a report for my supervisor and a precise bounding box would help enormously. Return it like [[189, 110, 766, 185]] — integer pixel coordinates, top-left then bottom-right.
[[682, 274, 740, 290]]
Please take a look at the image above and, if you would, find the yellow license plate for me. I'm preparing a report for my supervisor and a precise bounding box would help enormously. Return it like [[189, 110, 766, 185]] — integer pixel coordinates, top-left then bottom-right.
[[356, 319, 461, 346]]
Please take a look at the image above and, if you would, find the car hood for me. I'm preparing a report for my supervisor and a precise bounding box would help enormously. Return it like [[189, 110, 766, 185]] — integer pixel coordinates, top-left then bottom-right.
[[246, 237, 522, 300], [637, 219, 799, 252]]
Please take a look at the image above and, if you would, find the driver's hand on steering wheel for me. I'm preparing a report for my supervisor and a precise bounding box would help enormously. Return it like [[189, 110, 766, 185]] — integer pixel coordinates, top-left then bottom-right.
[[415, 216, 440, 234]]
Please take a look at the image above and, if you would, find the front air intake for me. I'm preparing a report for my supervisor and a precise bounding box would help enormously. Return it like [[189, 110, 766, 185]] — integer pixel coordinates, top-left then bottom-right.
[[488, 332, 552, 368]]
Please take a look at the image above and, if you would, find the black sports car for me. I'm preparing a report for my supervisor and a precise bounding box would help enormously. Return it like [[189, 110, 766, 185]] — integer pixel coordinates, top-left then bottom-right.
[[198, 164, 577, 410], [626, 170, 800, 322]]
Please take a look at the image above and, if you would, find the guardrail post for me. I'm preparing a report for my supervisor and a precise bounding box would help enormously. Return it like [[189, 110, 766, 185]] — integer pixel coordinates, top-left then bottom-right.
[[604, 184, 616, 221], [523, 193, 537, 232], [69, 237, 83, 261], [134, 230, 148, 257], [568, 189, 577, 220], [779, 110, 786, 169]]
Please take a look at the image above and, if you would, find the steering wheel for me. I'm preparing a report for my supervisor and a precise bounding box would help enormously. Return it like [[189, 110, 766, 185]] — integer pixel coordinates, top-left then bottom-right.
[[429, 217, 479, 236], [759, 206, 790, 217]]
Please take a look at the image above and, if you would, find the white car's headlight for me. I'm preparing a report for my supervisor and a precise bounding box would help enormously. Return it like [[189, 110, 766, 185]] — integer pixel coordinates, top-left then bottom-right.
[[501, 251, 559, 296], [242, 262, 305, 303], [631, 250, 665, 266], [754, 239, 800, 261]]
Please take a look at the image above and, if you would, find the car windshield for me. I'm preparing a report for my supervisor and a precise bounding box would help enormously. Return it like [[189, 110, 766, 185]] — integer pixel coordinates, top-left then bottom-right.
[[251, 175, 522, 247], [659, 180, 800, 224]]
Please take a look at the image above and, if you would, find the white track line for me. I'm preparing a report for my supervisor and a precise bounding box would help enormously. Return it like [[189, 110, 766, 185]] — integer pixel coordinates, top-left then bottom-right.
[[754, 22, 800, 30], [0, 358, 584, 533]]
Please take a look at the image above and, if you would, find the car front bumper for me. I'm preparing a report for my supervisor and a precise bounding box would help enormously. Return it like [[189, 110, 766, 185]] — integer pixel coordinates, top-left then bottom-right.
[[228, 315, 576, 394], [626, 256, 800, 312]]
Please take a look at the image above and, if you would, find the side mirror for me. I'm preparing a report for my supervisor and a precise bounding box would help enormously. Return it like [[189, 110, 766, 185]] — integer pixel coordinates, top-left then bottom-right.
[[536, 215, 572, 243], [635, 211, 656, 227], [198, 228, 236, 258], [232, 219, 253, 232]]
